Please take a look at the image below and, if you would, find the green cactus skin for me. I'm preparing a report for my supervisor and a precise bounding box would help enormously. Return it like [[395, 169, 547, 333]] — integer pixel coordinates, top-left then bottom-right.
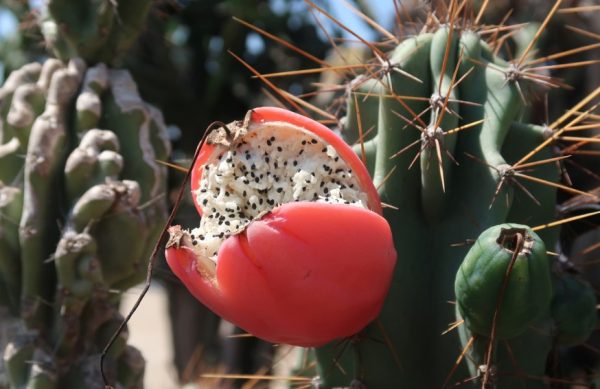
[[455, 224, 552, 339], [0, 184, 23, 314], [19, 60, 85, 329], [0, 58, 170, 387], [343, 75, 382, 145], [312, 21, 572, 387], [551, 273, 598, 347], [456, 308, 554, 389], [40, 0, 153, 65], [3, 333, 35, 388]]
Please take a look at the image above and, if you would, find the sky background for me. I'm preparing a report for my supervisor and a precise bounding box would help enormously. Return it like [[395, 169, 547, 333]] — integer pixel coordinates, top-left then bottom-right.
[[0, 0, 397, 42]]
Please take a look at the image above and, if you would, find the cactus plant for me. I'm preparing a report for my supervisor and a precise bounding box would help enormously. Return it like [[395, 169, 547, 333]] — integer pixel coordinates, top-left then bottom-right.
[[158, 1, 600, 388], [0, 1, 170, 387]]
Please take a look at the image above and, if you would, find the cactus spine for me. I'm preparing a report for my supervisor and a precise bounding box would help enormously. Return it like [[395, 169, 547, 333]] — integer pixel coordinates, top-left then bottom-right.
[[301, 6, 598, 388]]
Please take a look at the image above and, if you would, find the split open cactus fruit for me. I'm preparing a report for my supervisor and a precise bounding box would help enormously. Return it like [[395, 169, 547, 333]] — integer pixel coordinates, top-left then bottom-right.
[[165, 107, 396, 346]]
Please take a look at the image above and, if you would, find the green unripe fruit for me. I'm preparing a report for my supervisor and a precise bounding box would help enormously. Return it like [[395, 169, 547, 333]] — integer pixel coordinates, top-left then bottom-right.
[[455, 224, 552, 339], [551, 274, 597, 346]]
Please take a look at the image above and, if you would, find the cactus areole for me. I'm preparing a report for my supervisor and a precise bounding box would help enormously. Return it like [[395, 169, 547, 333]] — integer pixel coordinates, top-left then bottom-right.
[[165, 107, 396, 346]]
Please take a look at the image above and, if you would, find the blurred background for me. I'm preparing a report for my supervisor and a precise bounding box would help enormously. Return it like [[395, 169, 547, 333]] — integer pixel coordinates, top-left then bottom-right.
[[1, 0, 598, 388]]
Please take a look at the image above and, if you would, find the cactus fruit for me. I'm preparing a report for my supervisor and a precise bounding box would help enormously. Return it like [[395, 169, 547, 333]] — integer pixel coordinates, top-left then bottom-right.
[[0, 57, 170, 387], [165, 107, 396, 346], [455, 224, 552, 339]]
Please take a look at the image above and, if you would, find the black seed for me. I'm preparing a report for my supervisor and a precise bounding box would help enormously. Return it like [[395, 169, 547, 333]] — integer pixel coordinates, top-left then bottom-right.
[[226, 157, 232, 163], [334, 157, 339, 162], [229, 214, 235, 218], [299, 149, 304, 155], [311, 139, 317, 144], [251, 203, 257, 210], [324, 187, 329, 194], [243, 179, 249, 185], [274, 162, 279, 168], [212, 207, 216, 212], [225, 191, 230, 197], [265, 156, 270, 163], [277, 146, 283, 152], [267, 140, 272, 146], [200, 188, 207, 193], [202, 199, 208, 205], [192, 240, 198, 245], [251, 164, 256, 169], [293, 160, 298, 166], [259, 198, 264, 205], [246, 154, 251, 160], [313, 193, 318, 199], [335, 168, 344, 173], [284, 161, 288, 166], [302, 140, 307, 145], [267, 199, 275, 205], [225, 221, 230, 226], [250, 172, 255, 178], [199, 235, 205, 240], [270, 136, 275, 142], [320, 181, 325, 187], [254, 177, 260, 183], [243, 190, 247, 197], [322, 147, 327, 152]]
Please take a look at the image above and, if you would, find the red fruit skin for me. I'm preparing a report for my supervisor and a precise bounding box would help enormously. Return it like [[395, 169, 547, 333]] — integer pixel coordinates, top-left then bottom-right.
[[167, 107, 397, 346], [166, 202, 396, 346]]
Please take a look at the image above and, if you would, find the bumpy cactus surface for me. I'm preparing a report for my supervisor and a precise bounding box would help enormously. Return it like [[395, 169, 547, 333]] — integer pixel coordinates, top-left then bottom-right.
[[0, 57, 170, 387], [39, 0, 153, 65]]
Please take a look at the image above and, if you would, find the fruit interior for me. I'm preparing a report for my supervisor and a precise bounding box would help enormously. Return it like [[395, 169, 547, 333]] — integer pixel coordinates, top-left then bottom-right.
[[496, 227, 534, 255], [187, 120, 370, 261]]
